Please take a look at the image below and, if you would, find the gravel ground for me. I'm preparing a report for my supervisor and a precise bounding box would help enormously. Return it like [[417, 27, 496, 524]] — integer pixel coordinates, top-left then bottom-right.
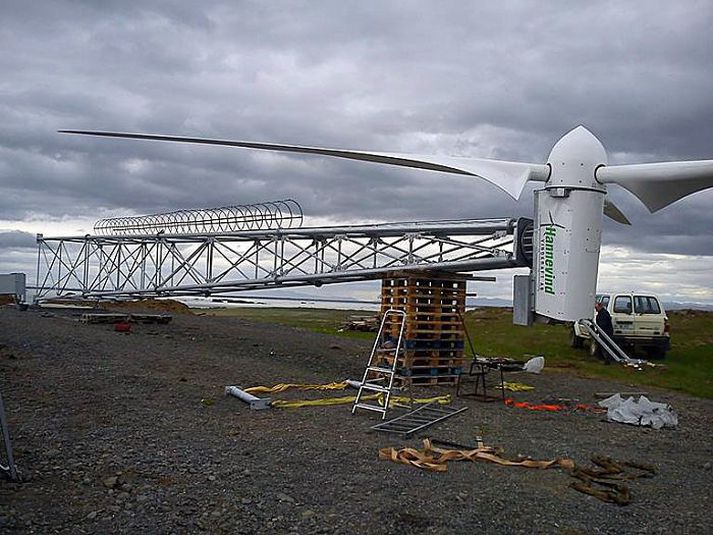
[[1, 305, 711, 534]]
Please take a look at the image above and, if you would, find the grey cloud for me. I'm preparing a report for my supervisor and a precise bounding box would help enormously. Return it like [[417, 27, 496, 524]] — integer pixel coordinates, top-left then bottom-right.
[[0, 231, 37, 249]]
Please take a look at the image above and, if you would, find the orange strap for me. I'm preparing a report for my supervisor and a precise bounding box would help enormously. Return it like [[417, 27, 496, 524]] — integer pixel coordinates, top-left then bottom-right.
[[504, 398, 605, 413]]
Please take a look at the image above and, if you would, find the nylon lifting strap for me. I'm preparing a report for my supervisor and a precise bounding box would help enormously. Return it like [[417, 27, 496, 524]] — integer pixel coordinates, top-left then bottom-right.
[[272, 394, 451, 409], [244, 381, 350, 395], [379, 438, 575, 473], [242, 381, 450, 409]]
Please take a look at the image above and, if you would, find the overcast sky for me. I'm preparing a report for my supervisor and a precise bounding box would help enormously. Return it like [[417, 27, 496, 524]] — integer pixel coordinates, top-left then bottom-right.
[[1, 0, 712, 305]]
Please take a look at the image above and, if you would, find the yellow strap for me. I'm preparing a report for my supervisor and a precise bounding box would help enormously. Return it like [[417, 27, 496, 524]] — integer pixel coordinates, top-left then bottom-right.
[[271, 393, 451, 409], [391, 394, 451, 407], [496, 381, 535, 392], [242, 380, 451, 409], [244, 381, 350, 395], [272, 393, 380, 409]]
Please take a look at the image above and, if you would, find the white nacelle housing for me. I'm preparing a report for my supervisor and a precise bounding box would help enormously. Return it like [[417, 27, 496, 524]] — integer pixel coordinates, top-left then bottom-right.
[[533, 126, 608, 322], [534, 188, 604, 321]]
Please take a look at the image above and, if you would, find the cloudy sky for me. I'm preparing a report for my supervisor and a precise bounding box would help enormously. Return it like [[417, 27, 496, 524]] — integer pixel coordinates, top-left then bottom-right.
[[1, 0, 712, 305]]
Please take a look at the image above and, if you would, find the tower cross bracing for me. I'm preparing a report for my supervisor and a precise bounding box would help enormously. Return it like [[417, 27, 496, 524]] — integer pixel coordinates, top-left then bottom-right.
[[34, 218, 532, 301]]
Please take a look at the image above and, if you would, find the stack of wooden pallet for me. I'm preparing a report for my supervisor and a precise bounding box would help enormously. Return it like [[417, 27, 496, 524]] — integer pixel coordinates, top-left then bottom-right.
[[380, 272, 467, 385]]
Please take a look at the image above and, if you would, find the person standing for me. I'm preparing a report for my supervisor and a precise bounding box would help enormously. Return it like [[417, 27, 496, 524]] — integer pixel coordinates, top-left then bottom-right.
[[595, 302, 614, 363]]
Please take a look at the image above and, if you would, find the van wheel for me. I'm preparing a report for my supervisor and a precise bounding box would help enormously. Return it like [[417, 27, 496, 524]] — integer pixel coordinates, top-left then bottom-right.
[[569, 328, 584, 349], [589, 339, 600, 358]]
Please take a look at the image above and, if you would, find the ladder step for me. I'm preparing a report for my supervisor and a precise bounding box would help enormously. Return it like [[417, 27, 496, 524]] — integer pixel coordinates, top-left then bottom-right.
[[358, 384, 391, 393], [353, 403, 387, 413], [366, 366, 395, 374]]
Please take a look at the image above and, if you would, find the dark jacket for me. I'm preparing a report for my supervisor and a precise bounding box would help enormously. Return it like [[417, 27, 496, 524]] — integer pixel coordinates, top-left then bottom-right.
[[596, 307, 614, 338]]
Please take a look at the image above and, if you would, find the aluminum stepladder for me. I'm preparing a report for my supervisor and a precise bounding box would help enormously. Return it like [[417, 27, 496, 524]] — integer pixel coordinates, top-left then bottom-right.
[[352, 309, 410, 419]]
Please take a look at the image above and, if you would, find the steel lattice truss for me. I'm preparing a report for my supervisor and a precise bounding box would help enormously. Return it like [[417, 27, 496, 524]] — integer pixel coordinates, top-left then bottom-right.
[[34, 218, 532, 300]]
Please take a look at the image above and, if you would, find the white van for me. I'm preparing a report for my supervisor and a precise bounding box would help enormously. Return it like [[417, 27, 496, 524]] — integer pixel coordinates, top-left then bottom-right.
[[571, 292, 671, 359]]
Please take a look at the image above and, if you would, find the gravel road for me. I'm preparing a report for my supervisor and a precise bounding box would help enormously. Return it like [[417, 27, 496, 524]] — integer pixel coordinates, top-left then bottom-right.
[[1, 305, 711, 534]]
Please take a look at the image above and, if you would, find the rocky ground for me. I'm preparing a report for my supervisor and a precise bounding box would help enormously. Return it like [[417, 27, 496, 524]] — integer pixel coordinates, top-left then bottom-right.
[[0, 305, 711, 534]]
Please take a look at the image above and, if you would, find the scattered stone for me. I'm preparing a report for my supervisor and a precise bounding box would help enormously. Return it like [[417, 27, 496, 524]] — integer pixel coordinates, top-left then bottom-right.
[[276, 492, 295, 503], [1, 302, 710, 534]]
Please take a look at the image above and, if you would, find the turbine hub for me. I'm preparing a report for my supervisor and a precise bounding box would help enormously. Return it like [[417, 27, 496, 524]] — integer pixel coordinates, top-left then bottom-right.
[[546, 125, 608, 191]]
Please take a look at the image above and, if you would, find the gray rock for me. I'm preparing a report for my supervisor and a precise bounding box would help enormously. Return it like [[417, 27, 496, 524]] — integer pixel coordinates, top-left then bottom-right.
[[276, 492, 295, 503]]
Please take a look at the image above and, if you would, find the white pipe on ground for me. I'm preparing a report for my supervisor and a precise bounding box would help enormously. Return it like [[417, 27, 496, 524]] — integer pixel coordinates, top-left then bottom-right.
[[225, 386, 272, 410]]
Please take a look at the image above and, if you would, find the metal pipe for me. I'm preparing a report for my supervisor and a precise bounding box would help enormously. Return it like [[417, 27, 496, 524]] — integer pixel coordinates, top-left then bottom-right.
[[224, 385, 271, 410]]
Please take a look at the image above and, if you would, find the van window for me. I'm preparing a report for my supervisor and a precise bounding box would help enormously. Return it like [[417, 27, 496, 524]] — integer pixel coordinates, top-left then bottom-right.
[[599, 295, 610, 308], [613, 296, 632, 314], [634, 296, 661, 314]]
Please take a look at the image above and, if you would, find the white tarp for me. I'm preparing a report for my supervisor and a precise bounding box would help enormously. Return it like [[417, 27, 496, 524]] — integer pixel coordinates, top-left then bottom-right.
[[523, 356, 545, 374], [598, 394, 678, 429]]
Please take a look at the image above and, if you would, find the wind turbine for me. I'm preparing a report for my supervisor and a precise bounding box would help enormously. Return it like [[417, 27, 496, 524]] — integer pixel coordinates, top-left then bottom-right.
[[59, 126, 713, 322]]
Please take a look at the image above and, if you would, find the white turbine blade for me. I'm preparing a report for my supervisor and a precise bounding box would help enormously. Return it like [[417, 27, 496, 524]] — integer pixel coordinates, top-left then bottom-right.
[[598, 160, 713, 212], [603, 198, 631, 225], [59, 130, 549, 200]]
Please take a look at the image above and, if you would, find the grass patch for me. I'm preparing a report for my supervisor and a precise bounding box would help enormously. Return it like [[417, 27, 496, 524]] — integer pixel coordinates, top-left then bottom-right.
[[200, 306, 713, 398], [461, 308, 713, 399], [203, 307, 376, 340]]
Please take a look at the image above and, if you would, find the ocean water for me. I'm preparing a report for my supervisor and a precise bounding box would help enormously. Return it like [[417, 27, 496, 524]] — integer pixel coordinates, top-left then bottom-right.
[[177, 296, 381, 311]]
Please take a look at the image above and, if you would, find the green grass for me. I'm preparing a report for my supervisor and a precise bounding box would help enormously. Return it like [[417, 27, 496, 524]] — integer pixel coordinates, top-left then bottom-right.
[[460, 308, 713, 399], [204, 307, 377, 340], [200, 306, 713, 398]]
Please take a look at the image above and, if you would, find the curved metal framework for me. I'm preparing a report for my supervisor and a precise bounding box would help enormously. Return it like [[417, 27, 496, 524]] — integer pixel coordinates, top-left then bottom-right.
[[93, 199, 303, 235]]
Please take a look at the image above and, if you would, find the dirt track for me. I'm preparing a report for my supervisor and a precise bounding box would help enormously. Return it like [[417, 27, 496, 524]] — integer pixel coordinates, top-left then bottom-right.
[[1, 305, 711, 534]]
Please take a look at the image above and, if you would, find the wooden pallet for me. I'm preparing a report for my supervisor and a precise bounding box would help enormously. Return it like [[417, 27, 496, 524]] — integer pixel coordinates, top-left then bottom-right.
[[381, 271, 467, 384], [396, 374, 460, 386]]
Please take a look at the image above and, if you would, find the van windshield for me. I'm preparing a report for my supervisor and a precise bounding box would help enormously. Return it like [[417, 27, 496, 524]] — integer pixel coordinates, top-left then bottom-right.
[[634, 295, 662, 314]]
